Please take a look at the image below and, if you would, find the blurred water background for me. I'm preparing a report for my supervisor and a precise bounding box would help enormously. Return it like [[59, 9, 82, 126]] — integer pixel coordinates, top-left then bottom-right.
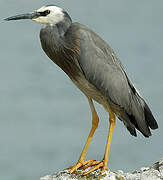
[[0, 0, 163, 180]]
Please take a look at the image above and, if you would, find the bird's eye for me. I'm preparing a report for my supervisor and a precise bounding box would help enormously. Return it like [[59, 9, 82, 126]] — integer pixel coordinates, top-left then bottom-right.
[[39, 10, 50, 16], [44, 10, 50, 15]]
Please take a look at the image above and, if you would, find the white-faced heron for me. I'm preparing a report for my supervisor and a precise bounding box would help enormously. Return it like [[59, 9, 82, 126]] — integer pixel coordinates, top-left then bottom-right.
[[5, 5, 158, 175]]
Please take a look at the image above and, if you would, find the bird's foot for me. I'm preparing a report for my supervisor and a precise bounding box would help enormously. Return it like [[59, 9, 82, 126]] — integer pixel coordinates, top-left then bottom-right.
[[68, 160, 95, 173], [82, 160, 106, 175], [68, 159, 106, 175]]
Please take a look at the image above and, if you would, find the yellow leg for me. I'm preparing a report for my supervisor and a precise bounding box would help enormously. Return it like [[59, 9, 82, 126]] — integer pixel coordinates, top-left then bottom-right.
[[69, 97, 99, 173], [102, 111, 115, 172], [83, 110, 116, 175]]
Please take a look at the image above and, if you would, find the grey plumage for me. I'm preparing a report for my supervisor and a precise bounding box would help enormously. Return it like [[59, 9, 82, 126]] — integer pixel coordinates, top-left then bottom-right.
[[40, 21, 158, 137]]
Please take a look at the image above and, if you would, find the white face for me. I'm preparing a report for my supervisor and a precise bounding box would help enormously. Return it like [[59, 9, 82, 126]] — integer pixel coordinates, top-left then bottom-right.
[[32, 6, 64, 24]]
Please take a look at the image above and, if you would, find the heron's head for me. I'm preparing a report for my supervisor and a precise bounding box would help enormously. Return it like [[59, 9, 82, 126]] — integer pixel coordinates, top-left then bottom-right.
[[4, 5, 71, 25]]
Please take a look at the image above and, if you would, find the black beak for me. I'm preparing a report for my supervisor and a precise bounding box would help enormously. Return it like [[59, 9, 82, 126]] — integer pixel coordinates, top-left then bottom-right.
[[4, 12, 40, 21]]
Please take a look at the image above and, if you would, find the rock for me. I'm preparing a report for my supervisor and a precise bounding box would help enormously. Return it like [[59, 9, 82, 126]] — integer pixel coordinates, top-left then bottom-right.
[[40, 158, 163, 180]]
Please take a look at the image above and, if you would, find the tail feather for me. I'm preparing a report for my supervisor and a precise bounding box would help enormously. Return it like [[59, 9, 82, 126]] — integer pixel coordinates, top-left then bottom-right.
[[144, 102, 158, 130], [127, 113, 151, 137], [117, 70, 158, 137], [129, 93, 152, 137], [119, 92, 158, 138], [117, 112, 137, 137], [127, 93, 158, 138], [126, 125, 137, 137]]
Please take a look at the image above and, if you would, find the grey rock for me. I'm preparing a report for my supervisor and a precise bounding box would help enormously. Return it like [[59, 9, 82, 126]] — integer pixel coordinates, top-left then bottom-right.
[[40, 158, 163, 180]]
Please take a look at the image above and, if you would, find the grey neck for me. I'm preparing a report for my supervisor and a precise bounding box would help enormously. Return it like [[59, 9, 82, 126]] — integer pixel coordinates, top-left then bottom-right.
[[40, 16, 73, 58], [40, 17, 72, 49], [54, 14, 72, 37]]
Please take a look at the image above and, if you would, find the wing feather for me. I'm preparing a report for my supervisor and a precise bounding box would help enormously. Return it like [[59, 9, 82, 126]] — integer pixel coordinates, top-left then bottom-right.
[[73, 23, 157, 137], [78, 24, 132, 110]]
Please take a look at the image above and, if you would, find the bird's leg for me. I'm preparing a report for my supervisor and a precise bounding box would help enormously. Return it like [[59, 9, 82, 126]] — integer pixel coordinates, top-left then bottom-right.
[[101, 111, 115, 172], [83, 110, 115, 175], [69, 97, 99, 173]]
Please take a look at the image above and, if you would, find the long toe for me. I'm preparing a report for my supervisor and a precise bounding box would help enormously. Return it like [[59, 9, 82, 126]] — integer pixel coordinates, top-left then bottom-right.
[[83, 160, 104, 175], [69, 160, 95, 174], [81, 160, 101, 170]]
